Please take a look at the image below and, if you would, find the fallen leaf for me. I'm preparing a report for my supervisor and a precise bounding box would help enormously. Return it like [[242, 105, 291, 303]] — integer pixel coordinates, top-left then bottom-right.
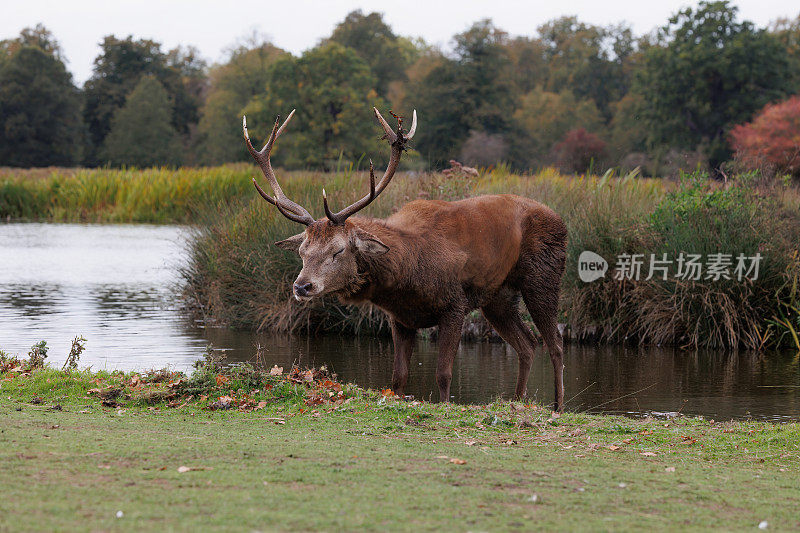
[[255, 401, 267, 410], [606, 445, 621, 451], [665, 466, 676, 473], [640, 452, 657, 457], [465, 440, 477, 446], [269, 365, 283, 376], [177, 466, 211, 473], [449, 458, 467, 465], [215, 375, 229, 386]]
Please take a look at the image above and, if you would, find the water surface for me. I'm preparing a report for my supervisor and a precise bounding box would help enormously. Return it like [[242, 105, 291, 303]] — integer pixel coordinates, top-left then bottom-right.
[[1, 222, 798, 421]]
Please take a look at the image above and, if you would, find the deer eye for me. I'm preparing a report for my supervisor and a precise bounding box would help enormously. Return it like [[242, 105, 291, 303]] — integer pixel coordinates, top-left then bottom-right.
[[332, 248, 345, 259]]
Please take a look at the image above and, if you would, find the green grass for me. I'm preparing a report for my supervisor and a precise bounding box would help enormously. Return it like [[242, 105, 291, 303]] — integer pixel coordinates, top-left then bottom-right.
[[1, 359, 798, 531]]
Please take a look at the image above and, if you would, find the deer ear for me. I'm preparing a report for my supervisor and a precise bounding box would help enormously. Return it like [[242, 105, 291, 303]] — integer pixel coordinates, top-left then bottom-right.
[[353, 228, 389, 256], [274, 232, 305, 252]]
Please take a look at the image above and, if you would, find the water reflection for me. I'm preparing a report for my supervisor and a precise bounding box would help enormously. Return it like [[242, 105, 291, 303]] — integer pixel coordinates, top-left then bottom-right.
[[208, 330, 800, 421], [0, 222, 798, 421]]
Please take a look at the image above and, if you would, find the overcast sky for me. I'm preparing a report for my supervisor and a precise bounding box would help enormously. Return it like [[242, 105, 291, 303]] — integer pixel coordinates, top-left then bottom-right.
[[3, 0, 798, 85]]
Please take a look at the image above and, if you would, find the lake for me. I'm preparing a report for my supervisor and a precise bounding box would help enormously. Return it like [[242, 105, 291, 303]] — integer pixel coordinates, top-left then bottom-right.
[[1, 222, 798, 421]]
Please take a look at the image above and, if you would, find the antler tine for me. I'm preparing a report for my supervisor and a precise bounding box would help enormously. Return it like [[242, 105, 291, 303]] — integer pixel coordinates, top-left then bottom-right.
[[243, 112, 315, 225], [405, 109, 417, 140], [252, 178, 313, 224], [373, 107, 398, 144], [324, 109, 416, 224]]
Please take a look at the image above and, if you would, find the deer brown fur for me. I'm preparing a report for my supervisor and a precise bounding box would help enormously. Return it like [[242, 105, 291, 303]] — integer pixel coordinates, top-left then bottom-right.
[[244, 108, 568, 411]]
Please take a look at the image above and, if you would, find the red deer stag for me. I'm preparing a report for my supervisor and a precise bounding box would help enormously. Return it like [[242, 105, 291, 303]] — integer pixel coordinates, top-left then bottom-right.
[[243, 108, 568, 411]]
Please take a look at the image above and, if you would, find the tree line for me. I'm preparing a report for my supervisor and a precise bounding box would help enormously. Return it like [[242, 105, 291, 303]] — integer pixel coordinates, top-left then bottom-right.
[[1, 1, 799, 175]]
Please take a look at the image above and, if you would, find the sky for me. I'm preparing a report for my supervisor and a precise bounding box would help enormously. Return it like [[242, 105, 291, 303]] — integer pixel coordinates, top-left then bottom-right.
[[3, 0, 799, 85]]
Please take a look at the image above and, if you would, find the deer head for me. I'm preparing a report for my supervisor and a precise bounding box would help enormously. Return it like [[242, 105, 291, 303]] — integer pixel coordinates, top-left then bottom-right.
[[243, 107, 416, 300]]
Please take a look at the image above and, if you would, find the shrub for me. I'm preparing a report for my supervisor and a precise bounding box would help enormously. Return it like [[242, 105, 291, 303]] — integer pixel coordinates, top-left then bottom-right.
[[730, 95, 800, 177], [552, 128, 606, 174], [567, 171, 800, 348]]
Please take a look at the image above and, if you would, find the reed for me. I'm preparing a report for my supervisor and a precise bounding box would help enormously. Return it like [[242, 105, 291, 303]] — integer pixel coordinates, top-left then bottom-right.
[[0, 164, 255, 222]]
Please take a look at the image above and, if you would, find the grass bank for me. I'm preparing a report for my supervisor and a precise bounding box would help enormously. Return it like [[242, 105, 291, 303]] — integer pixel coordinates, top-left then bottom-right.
[[1, 354, 798, 531], [0, 164, 255, 223], [182, 167, 800, 349]]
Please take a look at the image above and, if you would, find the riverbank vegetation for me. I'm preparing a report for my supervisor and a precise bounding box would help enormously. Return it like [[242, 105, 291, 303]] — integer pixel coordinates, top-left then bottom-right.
[[1, 353, 798, 530], [0, 164, 253, 222], [182, 166, 800, 349], [3, 163, 799, 349]]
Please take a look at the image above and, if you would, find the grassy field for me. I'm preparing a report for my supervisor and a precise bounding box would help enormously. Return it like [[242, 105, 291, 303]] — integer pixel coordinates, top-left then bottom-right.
[[1, 356, 799, 531]]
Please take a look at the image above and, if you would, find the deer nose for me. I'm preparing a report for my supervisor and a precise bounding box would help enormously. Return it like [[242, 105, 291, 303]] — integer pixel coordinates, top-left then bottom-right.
[[293, 281, 313, 297]]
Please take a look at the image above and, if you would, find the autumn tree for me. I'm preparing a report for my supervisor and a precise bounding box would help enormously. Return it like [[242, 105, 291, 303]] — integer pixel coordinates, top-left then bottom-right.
[[729, 95, 800, 176], [243, 42, 385, 169], [101, 76, 182, 167], [0, 28, 83, 166], [633, 1, 797, 169]]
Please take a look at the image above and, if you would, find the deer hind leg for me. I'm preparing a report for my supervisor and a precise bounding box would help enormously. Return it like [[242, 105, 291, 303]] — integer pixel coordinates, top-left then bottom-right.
[[390, 319, 416, 397], [521, 285, 565, 413], [435, 312, 466, 402], [481, 288, 538, 399]]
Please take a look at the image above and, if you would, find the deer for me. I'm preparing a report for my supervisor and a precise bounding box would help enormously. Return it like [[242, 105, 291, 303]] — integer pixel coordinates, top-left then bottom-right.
[[242, 108, 568, 411]]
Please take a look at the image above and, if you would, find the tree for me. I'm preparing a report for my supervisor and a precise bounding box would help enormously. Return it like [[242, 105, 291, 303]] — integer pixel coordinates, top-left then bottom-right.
[[244, 42, 385, 169], [101, 76, 182, 167], [729, 95, 800, 176], [1, 23, 64, 61], [83, 35, 202, 163], [511, 87, 603, 168], [538, 17, 636, 118], [0, 40, 83, 166], [195, 40, 288, 164], [633, 1, 797, 169], [415, 20, 516, 166], [328, 10, 411, 97]]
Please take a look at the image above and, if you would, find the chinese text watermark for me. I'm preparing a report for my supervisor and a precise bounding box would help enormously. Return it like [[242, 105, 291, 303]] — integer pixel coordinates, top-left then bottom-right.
[[578, 251, 762, 283]]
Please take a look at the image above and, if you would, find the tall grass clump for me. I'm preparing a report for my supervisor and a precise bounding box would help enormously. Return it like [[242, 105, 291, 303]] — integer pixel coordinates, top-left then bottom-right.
[[567, 171, 800, 349], [0, 164, 256, 222]]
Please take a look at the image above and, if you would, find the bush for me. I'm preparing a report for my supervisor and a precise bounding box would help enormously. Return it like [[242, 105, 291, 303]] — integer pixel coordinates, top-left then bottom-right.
[[552, 128, 606, 174], [568, 171, 800, 348], [730, 95, 800, 177]]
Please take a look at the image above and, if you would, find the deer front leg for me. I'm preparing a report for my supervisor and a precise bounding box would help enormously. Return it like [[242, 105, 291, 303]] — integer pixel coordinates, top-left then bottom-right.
[[435, 313, 465, 402], [390, 319, 417, 397]]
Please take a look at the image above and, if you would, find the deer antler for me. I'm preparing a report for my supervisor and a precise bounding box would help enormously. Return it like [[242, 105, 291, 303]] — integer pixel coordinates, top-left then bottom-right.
[[243, 111, 316, 226], [323, 108, 417, 225]]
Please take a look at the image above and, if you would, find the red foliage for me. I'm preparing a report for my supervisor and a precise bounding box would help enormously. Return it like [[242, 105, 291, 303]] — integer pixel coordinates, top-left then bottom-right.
[[729, 95, 800, 176], [552, 128, 606, 174]]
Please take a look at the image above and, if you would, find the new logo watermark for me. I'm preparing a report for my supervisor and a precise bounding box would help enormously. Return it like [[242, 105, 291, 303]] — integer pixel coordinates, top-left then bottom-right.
[[578, 251, 762, 282], [578, 251, 609, 282]]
